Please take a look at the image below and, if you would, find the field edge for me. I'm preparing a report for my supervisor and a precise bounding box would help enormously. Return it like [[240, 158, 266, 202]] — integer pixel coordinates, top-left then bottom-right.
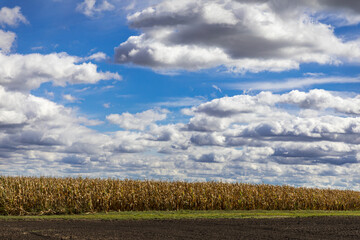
[[2, 210, 360, 221]]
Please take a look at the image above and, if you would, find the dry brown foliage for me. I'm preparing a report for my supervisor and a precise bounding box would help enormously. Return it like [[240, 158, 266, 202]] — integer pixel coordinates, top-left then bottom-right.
[[1, 176, 359, 215]]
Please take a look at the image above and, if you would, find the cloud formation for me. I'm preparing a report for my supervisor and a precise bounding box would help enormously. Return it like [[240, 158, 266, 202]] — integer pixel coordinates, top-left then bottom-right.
[[0, 3, 125, 177], [107, 109, 168, 130], [0, 7, 120, 92], [3, 86, 359, 189], [229, 76, 360, 91], [0, 30, 15, 53], [63, 94, 78, 103], [85, 52, 108, 61], [0, 6, 28, 27], [0, 52, 121, 92], [77, 0, 115, 17], [115, 0, 360, 73]]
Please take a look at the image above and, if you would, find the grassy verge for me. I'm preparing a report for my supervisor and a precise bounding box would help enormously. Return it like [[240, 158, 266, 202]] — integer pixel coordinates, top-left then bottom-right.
[[2, 210, 360, 220]]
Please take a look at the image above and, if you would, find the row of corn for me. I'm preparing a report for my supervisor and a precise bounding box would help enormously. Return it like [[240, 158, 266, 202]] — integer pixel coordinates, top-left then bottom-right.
[[1, 176, 360, 215]]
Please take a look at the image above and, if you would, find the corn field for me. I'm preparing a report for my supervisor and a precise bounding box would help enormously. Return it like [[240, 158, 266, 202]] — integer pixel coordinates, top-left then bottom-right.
[[1, 176, 360, 215]]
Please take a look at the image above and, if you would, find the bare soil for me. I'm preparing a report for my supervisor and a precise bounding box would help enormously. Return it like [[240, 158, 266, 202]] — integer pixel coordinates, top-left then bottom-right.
[[1, 216, 360, 239]]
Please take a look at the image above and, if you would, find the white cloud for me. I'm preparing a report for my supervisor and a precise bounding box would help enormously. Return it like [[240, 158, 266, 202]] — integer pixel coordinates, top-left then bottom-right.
[[77, 0, 115, 17], [212, 85, 222, 93], [0, 6, 28, 27], [0, 86, 108, 150], [190, 89, 360, 119], [280, 89, 360, 115], [45, 90, 54, 98], [115, 0, 360, 73], [229, 76, 360, 91], [0, 86, 124, 173], [0, 52, 121, 92], [306, 0, 360, 26], [85, 52, 108, 61], [62, 94, 78, 103], [0, 30, 15, 53], [107, 109, 169, 130], [4, 87, 357, 183]]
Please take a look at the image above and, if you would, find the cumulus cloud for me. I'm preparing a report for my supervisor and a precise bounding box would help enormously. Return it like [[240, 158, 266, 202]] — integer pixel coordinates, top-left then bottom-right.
[[2, 63, 360, 189], [104, 90, 360, 173], [0, 30, 15, 53], [183, 90, 360, 168], [0, 4, 123, 175], [62, 94, 78, 103], [304, 0, 360, 26], [0, 86, 145, 173], [85, 52, 108, 61], [230, 76, 360, 91], [189, 89, 360, 120], [107, 109, 169, 130], [115, 0, 360, 73], [190, 133, 225, 146], [77, 0, 115, 17], [3, 86, 359, 177], [191, 152, 230, 163], [0, 6, 28, 27], [279, 90, 360, 115], [0, 86, 108, 154], [0, 52, 121, 92]]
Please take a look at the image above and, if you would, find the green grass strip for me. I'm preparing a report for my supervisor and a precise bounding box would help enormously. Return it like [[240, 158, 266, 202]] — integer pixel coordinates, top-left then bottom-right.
[[2, 210, 360, 220]]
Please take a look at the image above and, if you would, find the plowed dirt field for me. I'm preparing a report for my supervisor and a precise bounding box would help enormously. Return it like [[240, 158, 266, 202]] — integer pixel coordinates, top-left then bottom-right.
[[1, 216, 360, 239]]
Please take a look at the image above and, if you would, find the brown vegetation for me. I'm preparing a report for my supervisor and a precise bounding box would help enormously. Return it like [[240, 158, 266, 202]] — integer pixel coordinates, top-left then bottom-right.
[[1, 176, 360, 215]]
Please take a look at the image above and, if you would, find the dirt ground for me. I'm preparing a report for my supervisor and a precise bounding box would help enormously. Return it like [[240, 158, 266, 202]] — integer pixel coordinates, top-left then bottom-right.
[[1, 216, 360, 239]]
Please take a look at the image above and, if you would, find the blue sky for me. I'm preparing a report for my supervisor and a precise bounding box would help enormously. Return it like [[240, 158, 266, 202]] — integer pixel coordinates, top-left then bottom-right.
[[2, 0, 360, 189]]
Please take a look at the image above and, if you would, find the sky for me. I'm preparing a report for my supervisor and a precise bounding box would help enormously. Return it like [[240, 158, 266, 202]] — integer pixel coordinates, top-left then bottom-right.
[[1, 0, 360, 189]]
